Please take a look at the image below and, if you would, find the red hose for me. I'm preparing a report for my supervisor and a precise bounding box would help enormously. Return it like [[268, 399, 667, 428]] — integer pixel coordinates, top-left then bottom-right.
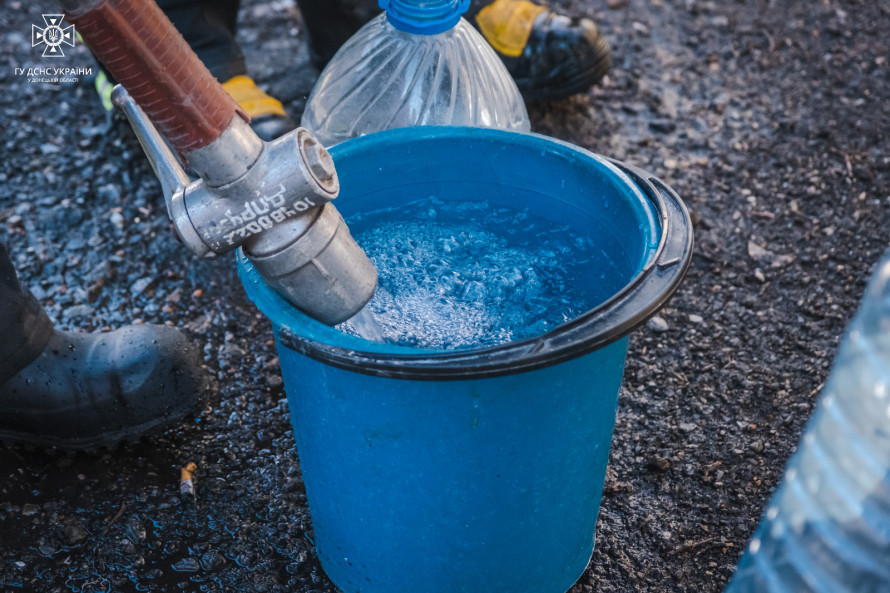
[[68, 0, 247, 155]]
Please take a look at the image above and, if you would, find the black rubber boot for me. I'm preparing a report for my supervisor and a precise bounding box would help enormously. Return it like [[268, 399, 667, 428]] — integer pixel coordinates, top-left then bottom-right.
[[470, 0, 612, 101], [0, 325, 207, 451]]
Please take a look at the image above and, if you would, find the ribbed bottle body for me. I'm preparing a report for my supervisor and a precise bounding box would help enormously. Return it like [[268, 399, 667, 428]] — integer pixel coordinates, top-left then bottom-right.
[[301, 13, 530, 146], [727, 253, 890, 593]]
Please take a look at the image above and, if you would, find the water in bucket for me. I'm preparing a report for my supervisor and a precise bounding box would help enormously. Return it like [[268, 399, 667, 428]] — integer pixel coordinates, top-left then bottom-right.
[[338, 196, 624, 349]]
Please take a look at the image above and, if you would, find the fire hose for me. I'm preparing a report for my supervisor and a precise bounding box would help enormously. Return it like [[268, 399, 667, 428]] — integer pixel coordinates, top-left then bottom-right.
[[56, 0, 378, 325]]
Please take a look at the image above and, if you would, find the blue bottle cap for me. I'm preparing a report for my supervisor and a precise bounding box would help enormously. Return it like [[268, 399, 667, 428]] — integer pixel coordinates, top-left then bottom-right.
[[379, 0, 471, 34]]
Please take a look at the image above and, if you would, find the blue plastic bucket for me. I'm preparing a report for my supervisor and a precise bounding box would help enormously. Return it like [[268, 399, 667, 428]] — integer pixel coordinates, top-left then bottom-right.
[[237, 127, 692, 593]]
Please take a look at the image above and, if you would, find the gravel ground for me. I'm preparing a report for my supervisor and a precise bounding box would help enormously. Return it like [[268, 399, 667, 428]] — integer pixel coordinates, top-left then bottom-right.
[[1, 0, 888, 592]]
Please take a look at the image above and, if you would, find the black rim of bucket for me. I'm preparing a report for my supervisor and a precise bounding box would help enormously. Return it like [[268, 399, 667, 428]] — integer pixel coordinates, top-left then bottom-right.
[[264, 156, 693, 382]]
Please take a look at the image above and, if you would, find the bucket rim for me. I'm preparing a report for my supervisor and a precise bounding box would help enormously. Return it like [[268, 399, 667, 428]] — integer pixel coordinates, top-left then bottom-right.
[[237, 127, 693, 381]]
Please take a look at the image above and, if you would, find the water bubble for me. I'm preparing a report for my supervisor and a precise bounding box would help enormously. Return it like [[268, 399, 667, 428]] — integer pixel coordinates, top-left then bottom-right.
[[461, 280, 485, 301], [340, 200, 617, 349], [749, 538, 761, 554]]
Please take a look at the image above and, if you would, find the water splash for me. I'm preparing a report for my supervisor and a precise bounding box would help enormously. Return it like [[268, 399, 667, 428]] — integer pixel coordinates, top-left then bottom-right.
[[338, 197, 620, 350]]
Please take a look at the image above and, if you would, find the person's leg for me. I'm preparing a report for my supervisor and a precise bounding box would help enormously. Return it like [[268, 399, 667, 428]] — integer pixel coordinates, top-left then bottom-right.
[[0, 243, 53, 386], [156, 0, 246, 82], [294, 0, 381, 69], [93, 0, 294, 140], [159, 0, 294, 140], [0, 243, 207, 451]]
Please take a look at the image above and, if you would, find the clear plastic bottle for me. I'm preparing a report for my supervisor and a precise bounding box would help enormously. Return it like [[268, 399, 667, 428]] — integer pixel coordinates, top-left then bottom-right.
[[726, 250, 890, 593], [300, 0, 530, 146]]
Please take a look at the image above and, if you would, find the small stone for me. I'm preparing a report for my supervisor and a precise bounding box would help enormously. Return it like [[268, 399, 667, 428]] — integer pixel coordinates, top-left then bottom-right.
[[67, 236, 86, 251], [144, 568, 163, 579], [124, 516, 146, 542], [770, 253, 796, 268], [86, 282, 104, 303], [632, 21, 650, 34], [220, 342, 244, 362], [750, 440, 765, 453], [21, 504, 39, 516], [236, 550, 256, 569], [63, 522, 89, 546], [200, 548, 226, 571], [647, 316, 670, 332], [62, 304, 95, 320], [649, 119, 677, 134], [171, 557, 201, 572], [646, 456, 671, 473], [186, 314, 212, 333], [688, 314, 703, 324], [97, 184, 121, 201], [754, 269, 766, 283], [747, 241, 769, 261], [748, 241, 795, 268], [110, 212, 125, 229], [131, 277, 157, 295], [79, 124, 105, 138], [40, 143, 60, 154]]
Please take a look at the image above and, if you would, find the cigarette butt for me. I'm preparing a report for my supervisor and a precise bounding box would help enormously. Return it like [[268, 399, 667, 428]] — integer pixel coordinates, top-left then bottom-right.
[[180, 462, 197, 498]]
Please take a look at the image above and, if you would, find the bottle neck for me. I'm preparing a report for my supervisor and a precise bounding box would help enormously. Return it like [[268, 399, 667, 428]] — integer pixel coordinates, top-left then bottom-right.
[[379, 0, 471, 34]]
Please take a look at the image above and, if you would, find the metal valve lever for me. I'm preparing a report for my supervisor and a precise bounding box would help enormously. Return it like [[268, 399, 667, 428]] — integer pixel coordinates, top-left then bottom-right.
[[112, 85, 377, 325]]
